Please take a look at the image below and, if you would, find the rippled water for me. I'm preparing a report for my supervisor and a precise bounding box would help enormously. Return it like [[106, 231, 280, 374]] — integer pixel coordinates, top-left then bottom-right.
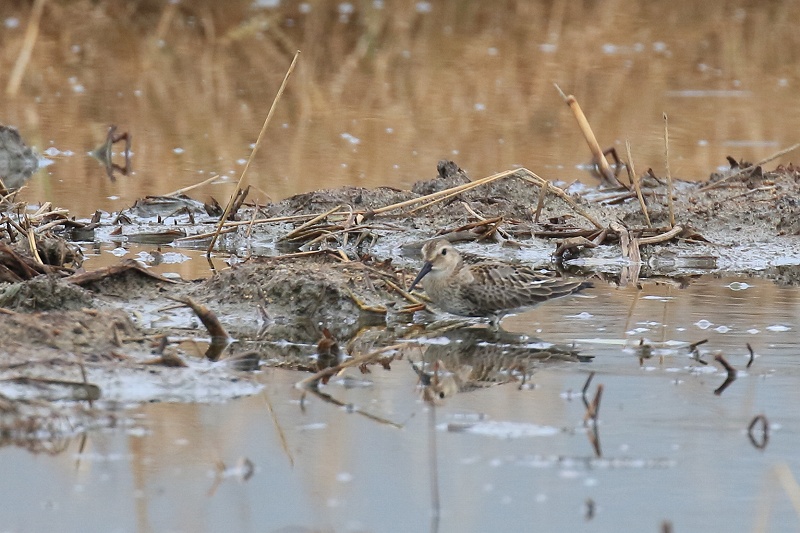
[[2, 276, 799, 532]]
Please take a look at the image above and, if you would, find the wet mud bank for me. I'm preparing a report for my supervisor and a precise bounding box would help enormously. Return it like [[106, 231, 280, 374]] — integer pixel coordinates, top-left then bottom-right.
[[1, 158, 799, 439]]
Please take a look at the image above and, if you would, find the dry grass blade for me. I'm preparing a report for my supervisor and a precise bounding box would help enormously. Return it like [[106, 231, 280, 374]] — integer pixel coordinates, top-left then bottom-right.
[[162, 173, 222, 197], [638, 225, 683, 245], [207, 50, 300, 255], [663, 113, 675, 228], [515, 169, 603, 228], [280, 204, 345, 242], [372, 169, 519, 215]]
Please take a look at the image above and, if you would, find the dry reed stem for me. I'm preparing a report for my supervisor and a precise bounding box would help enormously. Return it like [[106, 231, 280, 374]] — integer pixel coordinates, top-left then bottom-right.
[[162, 173, 222, 196], [515, 170, 603, 229], [699, 142, 800, 192], [280, 203, 344, 241], [625, 139, 651, 227], [638, 225, 683, 245], [372, 169, 518, 215], [663, 113, 675, 227], [554, 83, 615, 185], [207, 50, 300, 255], [373, 167, 603, 229], [25, 226, 43, 265], [5, 0, 46, 96]]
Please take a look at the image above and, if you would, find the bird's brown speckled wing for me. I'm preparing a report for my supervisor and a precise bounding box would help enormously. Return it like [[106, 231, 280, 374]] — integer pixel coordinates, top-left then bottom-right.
[[460, 262, 586, 313]]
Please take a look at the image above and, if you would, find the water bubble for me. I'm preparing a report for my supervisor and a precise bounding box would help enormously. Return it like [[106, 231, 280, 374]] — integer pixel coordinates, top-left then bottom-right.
[[766, 324, 790, 332], [727, 282, 750, 290], [695, 320, 712, 330]]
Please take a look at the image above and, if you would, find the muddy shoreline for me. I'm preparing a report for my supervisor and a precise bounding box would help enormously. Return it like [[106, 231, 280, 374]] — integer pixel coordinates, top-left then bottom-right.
[[1, 158, 799, 442]]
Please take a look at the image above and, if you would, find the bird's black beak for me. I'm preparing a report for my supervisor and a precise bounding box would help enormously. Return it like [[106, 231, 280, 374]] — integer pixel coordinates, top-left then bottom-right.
[[409, 262, 433, 291]]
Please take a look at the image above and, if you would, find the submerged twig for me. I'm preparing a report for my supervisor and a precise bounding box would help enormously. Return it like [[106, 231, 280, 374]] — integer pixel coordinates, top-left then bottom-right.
[[713, 352, 737, 396], [748, 414, 769, 450]]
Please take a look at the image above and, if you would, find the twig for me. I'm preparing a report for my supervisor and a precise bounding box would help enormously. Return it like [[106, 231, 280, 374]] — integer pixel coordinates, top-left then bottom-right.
[[26, 226, 43, 265], [516, 170, 603, 229], [638, 225, 683, 245], [746, 343, 755, 368], [162, 174, 222, 197], [699, 142, 800, 192], [581, 372, 595, 410], [663, 113, 675, 228], [280, 204, 344, 242], [713, 352, 737, 396], [207, 50, 300, 255], [748, 414, 769, 450], [626, 139, 651, 227]]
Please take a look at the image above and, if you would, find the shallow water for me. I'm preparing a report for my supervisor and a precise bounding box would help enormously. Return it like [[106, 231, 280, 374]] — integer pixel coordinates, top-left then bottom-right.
[[2, 1, 800, 221], [2, 276, 799, 532]]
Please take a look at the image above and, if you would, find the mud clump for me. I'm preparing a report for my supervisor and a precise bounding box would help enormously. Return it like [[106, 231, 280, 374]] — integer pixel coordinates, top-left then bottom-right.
[[0, 125, 39, 191], [0, 276, 94, 311]]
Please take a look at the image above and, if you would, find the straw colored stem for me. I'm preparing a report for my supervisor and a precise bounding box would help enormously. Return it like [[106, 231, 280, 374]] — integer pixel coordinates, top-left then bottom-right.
[[625, 140, 651, 227], [6, 0, 47, 96], [162, 174, 222, 197], [638, 225, 682, 245], [207, 50, 300, 254], [280, 204, 344, 241], [663, 113, 675, 228], [554, 83, 615, 185]]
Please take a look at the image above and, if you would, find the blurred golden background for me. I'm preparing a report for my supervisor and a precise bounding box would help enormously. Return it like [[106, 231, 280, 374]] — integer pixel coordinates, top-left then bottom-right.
[[2, 0, 799, 216]]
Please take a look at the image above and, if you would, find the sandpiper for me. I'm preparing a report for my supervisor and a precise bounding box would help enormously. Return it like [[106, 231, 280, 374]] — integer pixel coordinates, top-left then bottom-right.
[[409, 239, 590, 321]]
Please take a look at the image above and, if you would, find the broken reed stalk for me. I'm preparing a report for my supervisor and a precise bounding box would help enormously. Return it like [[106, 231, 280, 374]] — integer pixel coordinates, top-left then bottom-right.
[[280, 204, 344, 241], [207, 50, 300, 255], [25, 226, 43, 265], [6, 0, 47, 97], [554, 83, 616, 185], [174, 213, 345, 242], [699, 142, 800, 192], [638, 225, 682, 245], [663, 113, 675, 228], [162, 173, 221, 197], [372, 169, 518, 215], [625, 139, 652, 227]]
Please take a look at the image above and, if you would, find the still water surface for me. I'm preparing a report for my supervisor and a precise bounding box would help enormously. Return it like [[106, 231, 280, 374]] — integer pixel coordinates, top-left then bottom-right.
[[2, 276, 800, 532]]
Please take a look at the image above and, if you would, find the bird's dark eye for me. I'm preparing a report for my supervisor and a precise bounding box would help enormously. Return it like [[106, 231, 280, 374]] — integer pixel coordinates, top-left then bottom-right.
[[441, 249, 447, 256]]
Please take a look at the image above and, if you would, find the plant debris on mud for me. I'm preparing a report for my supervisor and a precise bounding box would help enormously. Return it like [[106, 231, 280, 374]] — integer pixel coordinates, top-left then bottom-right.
[[1, 151, 800, 444]]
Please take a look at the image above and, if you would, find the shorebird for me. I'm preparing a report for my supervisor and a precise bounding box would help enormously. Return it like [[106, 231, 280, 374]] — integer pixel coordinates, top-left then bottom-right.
[[409, 239, 590, 322]]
